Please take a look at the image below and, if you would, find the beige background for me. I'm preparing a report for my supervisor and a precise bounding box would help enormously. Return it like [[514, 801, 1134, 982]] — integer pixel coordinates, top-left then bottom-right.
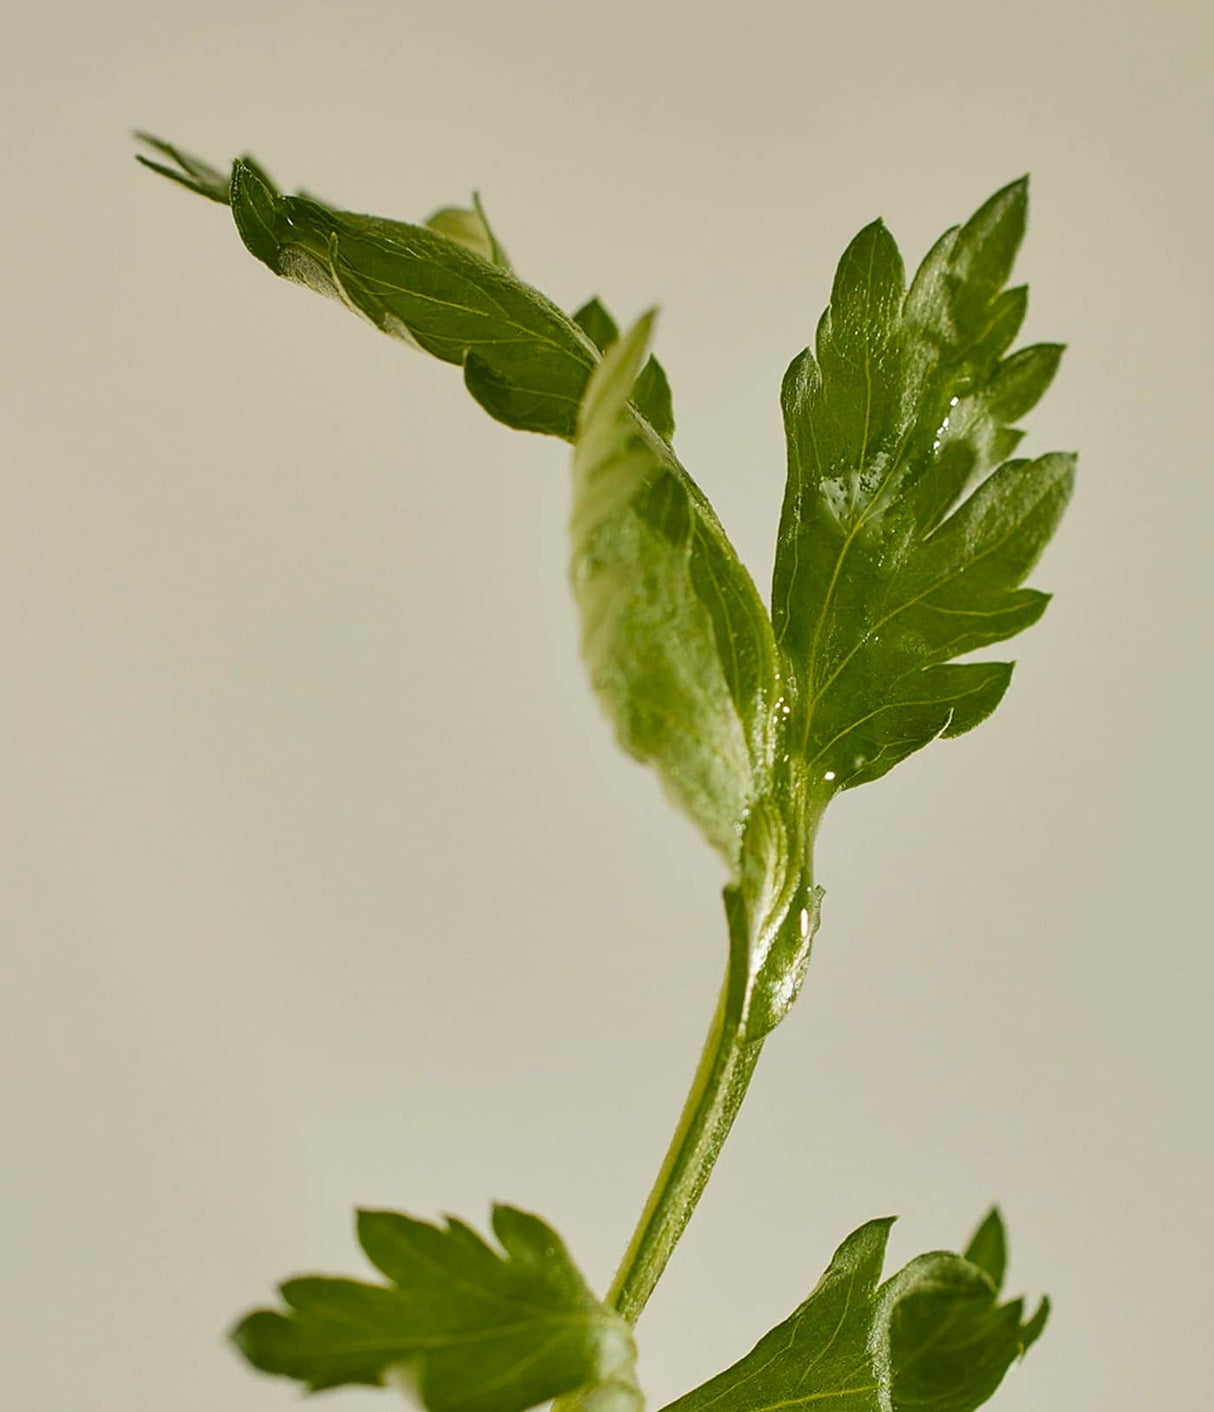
[[3, 2, 1211, 1409]]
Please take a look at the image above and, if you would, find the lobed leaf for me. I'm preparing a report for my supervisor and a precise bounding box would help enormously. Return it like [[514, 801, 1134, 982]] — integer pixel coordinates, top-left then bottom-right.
[[231, 1204, 641, 1412], [773, 179, 1074, 794], [660, 1209, 1047, 1412]]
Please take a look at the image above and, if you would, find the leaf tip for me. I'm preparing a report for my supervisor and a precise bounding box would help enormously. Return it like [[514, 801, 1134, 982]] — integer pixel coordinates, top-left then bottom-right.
[[228, 1306, 284, 1374], [489, 1200, 543, 1236], [1020, 1293, 1051, 1354], [850, 215, 897, 254], [632, 305, 660, 344], [229, 158, 284, 271], [993, 174, 1030, 210], [576, 307, 659, 438], [1048, 449, 1080, 490], [963, 1205, 1009, 1290], [489, 1200, 521, 1234], [995, 174, 1030, 217], [229, 155, 260, 186]]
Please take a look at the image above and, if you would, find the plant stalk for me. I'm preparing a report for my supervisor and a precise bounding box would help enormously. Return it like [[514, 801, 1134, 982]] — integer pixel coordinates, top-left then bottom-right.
[[605, 964, 764, 1324]]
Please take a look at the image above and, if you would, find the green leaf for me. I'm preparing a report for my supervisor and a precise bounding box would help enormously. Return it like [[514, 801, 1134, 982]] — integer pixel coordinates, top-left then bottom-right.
[[571, 312, 773, 867], [573, 296, 621, 352], [137, 137, 599, 437], [231, 1203, 641, 1412], [133, 131, 232, 202], [425, 192, 513, 270], [660, 1213, 1047, 1412], [632, 352, 676, 443], [574, 296, 676, 442], [773, 179, 1074, 795], [137, 137, 686, 448], [964, 1207, 1008, 1290], [571, 312, 815, 1034]]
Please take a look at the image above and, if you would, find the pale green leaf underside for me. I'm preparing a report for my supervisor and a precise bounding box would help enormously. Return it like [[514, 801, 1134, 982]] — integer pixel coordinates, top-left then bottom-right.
[[571, 313, 776, 867], [660, 1210, 1047, 1412], [232, 1204, 641, 1412], [570, 313, 818, 1034]]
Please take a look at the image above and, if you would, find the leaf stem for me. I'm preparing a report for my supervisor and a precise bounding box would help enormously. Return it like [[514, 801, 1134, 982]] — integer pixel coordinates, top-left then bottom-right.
[[606, 954, 764, 1324]]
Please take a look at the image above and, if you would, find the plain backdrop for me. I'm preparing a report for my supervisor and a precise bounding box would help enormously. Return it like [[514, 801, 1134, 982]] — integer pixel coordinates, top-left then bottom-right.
[[3, 3, 1211, 1409]]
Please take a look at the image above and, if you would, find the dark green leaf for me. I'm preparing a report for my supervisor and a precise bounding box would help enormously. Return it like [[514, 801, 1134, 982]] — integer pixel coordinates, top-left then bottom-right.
[[231, 1204, 641, 1412], [573, 297, 622, 352], [964, 1207, 1008, 1290], [240, 163, 594, 438], [138, 137, 598, 437], [773, 179, 1074, 795], [660, 1214, 1047, 1412], [632, 352, 676, 442], [137, 137, 686, 446], [1018, 1294, 1051, 1354], [133, 131, 231, 202]]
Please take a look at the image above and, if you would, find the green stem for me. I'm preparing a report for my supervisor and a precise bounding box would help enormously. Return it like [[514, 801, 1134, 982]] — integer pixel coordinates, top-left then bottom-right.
[[606, 960, 764, 1324], [552, 857, 822, 1412]]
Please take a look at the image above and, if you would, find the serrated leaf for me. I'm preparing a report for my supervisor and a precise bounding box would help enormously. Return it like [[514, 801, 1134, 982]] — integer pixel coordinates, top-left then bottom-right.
[[138, 137, 601, 437], [136, 137, 687, 444], [660, 1213, 1047, 1412], [773, 179, 1074, 794], [231, 1204, 641, 1412]]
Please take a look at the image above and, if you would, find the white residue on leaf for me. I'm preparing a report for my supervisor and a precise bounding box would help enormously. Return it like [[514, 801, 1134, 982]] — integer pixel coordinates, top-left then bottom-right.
[[278, 246, 340, 301], [382, 312, 424, 351]]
